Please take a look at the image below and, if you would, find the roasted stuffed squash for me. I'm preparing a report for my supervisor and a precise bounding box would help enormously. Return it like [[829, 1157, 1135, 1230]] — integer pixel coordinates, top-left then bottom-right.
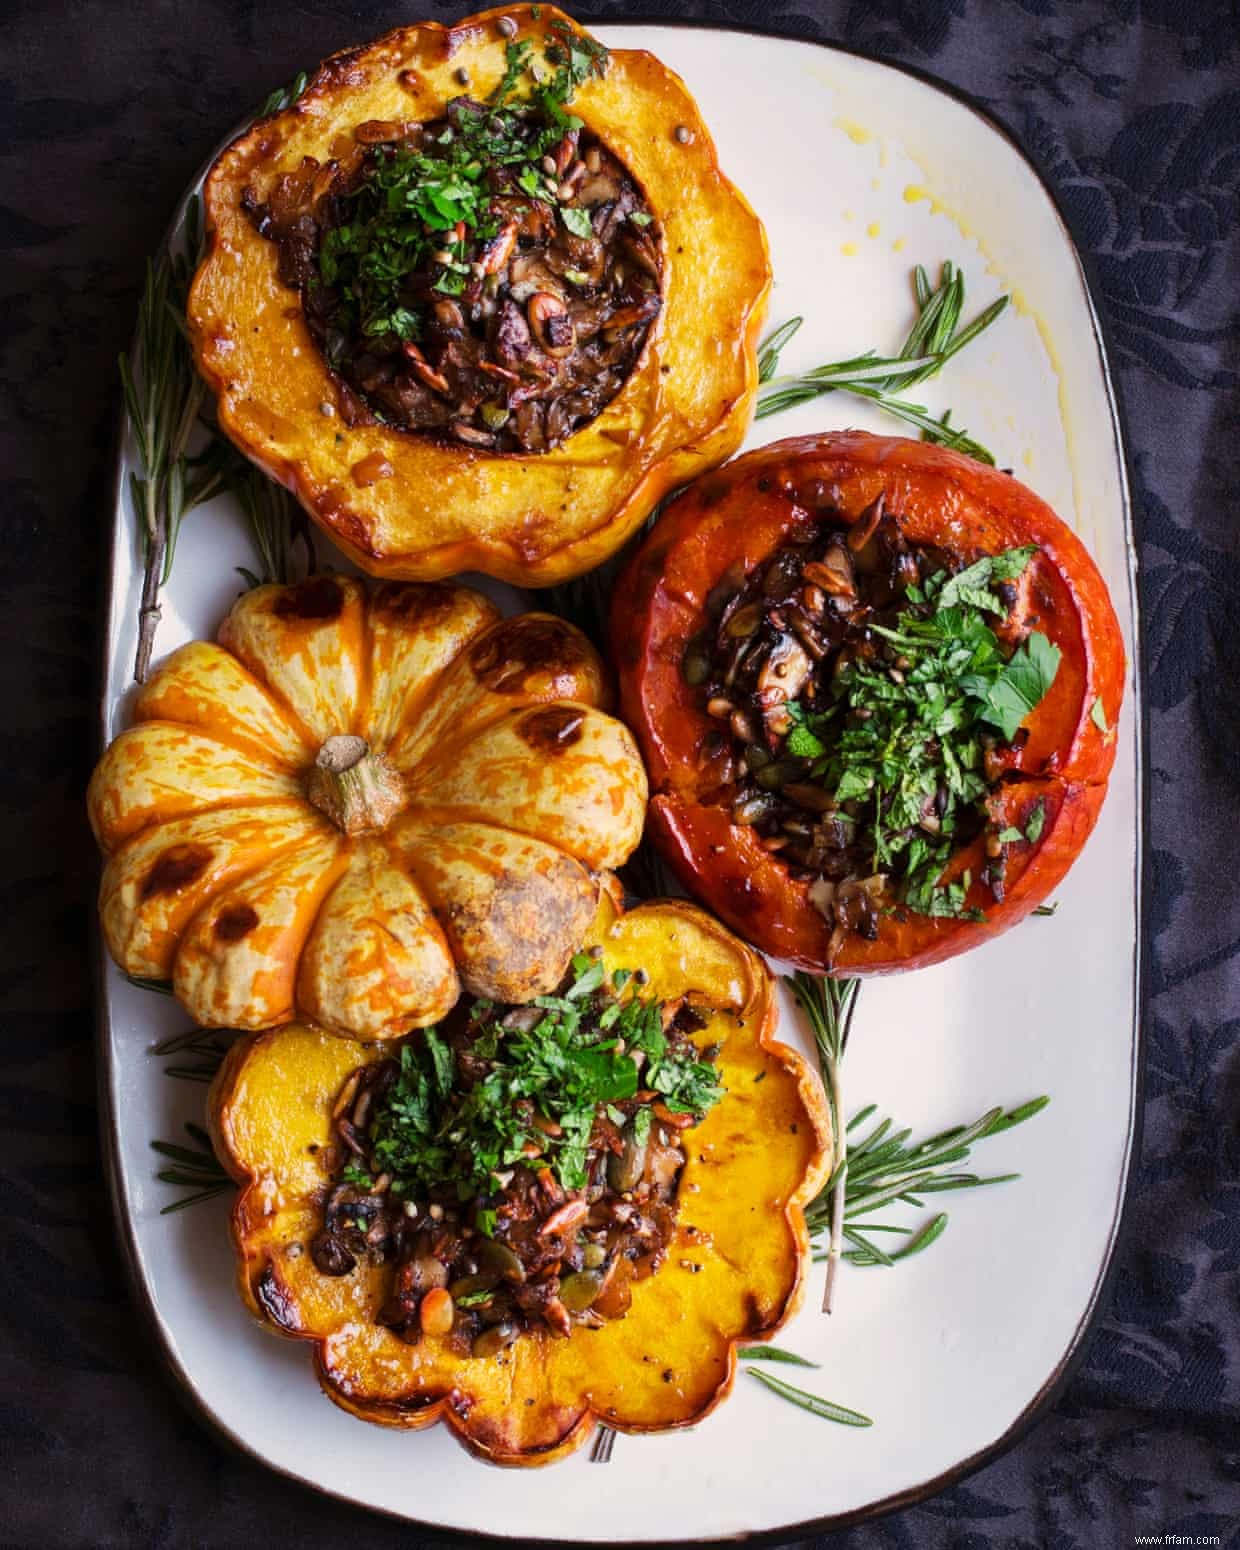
[[210, 885, 830, 1465], [615, 431, 1125, 973], [89, 577, 646, 1037], [188, 5, 770, 585]]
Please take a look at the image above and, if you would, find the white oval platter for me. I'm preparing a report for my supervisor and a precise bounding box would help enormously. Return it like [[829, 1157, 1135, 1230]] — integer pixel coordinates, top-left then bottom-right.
[[98, 21, 1140, 1544]]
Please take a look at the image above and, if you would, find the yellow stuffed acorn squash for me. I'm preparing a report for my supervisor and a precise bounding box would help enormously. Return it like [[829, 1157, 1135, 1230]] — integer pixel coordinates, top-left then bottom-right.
[[88, 577, 647, 1039], [187, 5, 771, 586], [209, 887, 831, 1465]]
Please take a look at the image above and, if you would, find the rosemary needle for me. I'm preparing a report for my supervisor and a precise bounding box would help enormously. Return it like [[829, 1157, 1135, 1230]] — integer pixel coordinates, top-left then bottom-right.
[[151, 1027, 236, 1083], [747, 1368, 873, 1428], [123, 972, 174, 996], [152, 1122, 230, 1214], [738, 1346, 821, 1369]]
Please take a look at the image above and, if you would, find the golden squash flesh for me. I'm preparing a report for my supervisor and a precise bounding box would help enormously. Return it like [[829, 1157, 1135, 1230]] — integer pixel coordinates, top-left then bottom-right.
[[187, 5, 771, 585], [88, 578, 647, 1038], [209, 890, 831, 1465]]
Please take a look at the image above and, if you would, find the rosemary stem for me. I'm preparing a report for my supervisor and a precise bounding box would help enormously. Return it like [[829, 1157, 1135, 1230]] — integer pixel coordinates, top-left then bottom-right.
[[819, 1025, 848, 1313], [823, 1148, 846, 1314], [134, 476, 166, 683]]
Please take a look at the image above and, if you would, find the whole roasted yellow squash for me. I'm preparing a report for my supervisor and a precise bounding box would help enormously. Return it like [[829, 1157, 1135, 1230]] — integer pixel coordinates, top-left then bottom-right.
[[210, 885, 831, 1465], [88, 577, 646, 1039], [187, 4, 770, 585]]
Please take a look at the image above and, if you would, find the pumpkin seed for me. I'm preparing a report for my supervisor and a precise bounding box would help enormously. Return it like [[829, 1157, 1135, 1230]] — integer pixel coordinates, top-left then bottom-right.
[[449, 1270, 501, 1300], [682, 634, 712, 686], [725, 602, 763, 639], [474, 1237, 526, 1283], [782, 782, 835, 813], [559, 1270, 604, 1312], [471, 1321, 518, 1358]]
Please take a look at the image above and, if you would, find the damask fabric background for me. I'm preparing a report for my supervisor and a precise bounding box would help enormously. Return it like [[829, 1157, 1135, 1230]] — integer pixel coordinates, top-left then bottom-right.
[[2, 0, 1237, 1545]]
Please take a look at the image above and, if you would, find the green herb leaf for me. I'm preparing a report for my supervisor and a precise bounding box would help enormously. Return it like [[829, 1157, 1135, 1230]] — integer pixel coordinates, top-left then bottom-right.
[[357, 954, 722, 1203], [559, 205, 594, 238], [979, 631, 1062, 740], [786, 723, 827, 758]]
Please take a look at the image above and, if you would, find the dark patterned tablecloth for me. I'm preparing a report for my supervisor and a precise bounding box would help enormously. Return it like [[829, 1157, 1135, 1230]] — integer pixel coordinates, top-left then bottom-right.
[[3, 2, 1238, 1545]]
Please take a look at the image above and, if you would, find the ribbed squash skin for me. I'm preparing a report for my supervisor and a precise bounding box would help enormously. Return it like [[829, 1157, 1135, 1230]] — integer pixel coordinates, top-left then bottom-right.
[[88, 577, 647, 1038], [187, 5, 771, 586], [209, 888, 831, 1465], [615, 431, 1126, 974]]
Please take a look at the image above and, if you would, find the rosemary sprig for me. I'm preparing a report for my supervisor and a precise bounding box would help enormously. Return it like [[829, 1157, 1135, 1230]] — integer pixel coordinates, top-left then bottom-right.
[[810, 1094, 1050, 1267], [123, 61, 315, 676], [787, 973, 858, 1313], [756, 262, 1009, 464], [152, 1122, 230, 1214], [120, 201, 219, 682], [121, 218, 310, 672], [788, 975, 1049, 1297], [151, 1026, 235, 1083], [746, 1367, 873, 1428]]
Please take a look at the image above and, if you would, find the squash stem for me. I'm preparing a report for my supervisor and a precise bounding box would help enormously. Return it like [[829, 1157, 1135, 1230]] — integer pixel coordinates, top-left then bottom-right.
[[305, 736, 405, 835]]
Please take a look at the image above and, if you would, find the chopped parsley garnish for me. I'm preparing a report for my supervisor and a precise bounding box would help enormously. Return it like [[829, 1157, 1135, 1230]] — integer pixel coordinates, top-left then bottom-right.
[[318, 27, 608, 344], [791, 546, 1060, 919], [998, 797, 1046, 847], [360, 953, 723, 1204]]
